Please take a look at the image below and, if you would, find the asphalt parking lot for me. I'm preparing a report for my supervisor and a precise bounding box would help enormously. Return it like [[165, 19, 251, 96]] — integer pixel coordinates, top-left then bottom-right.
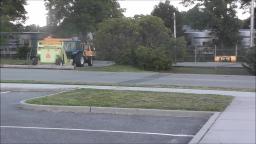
[[1, 91, 211, 144]]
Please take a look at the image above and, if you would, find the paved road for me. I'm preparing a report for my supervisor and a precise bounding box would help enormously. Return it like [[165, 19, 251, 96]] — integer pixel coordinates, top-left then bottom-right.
[[1, 91, 210, 144], [1, 68, 255, 89]]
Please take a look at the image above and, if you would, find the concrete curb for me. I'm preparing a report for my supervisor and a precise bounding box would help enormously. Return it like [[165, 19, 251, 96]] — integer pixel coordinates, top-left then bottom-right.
[[173, 62, 243, 68], [188, 112, 221, 144], [91, 60, 115, 67], [18, 102, 213, 117], [17, 92, 214, 117], [0, 64, 74, 70]]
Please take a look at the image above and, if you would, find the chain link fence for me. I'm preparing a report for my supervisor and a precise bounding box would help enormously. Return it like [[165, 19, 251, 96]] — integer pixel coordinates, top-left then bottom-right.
[[176, 46, 248, 62]]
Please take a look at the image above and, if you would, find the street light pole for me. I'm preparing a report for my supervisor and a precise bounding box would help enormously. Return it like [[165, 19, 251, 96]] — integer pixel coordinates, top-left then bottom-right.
[[250, 0, 255, 47]]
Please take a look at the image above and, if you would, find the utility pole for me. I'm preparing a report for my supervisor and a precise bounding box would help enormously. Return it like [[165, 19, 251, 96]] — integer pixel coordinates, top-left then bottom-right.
[[173, 12, 177, 63], [173, 12, 176, 39], [250, 0, 255, 47], [235, 43, 238, 57], [195, 46, 197, 63], [214, 45, 217, 58]]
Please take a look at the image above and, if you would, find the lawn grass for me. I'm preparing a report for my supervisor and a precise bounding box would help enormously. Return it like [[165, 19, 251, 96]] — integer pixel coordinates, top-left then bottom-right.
[[76, 64, 145, 72], [0, 58, 27, 65], [27, 88, 234, 112]]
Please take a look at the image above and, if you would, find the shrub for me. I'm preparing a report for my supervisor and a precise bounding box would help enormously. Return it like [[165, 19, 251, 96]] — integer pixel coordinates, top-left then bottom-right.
[[134, 46, 171, 70], [17, 45, 30, 59], [94, 18, 138, 62], [95, 15, 181, 71], [242, 46, 256, 75]]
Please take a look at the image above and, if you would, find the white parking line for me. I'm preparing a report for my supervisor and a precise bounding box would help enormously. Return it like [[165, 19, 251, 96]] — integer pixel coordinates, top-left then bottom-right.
[[0, 125, 194, 137], [0, 91, 10, 94]]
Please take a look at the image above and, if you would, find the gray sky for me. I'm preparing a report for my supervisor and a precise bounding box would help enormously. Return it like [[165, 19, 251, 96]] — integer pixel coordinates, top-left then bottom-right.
[[24, 0, 250, 27]]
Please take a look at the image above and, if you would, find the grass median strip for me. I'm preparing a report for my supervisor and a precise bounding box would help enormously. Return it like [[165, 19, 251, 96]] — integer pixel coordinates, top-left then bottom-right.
[[27, 88, 233, 112]]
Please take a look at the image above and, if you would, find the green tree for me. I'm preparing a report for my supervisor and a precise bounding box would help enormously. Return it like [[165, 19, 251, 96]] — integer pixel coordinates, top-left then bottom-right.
[[24, 24, 41, 32], [238, 0, 256, 75], [134, 46, 171, 70], [17, 43, 29, 59], [135, 16, 174, 69], [95, 18, 139, 64], [135, 15, 170, 48], [95, 15, 176, 70], [240, 7, 256, 29], [170, 36, 187, 60], [183, 6, 209, 30], [44, 0, 123, 39], [182, 0, 241, 49], [240, 0, 252, 7], [0, 0, 27, 24], [0, 0, 27, 44], [151, 0, 184, 36], [242, 46, 256, 75]]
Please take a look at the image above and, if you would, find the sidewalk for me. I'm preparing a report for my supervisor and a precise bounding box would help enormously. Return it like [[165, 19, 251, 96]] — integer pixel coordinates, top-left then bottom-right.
[[199, 95, 255, 144], [1, 83, 255, 144]]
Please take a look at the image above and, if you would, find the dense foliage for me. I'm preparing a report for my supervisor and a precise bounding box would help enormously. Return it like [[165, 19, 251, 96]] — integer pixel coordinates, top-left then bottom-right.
[[0, 0, 27, 25], [95, 16, 175, 70], [44, 0, 123, 39], [94, 18, 139, 64], [95, 15, 186, 70], [0, 0, 27, 44], [182, 0, 241, 49], [151, 0, 184, 36], [242, 46, 256, 75], [17, 44, 30, 59], [134, 46, 171, 70]]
